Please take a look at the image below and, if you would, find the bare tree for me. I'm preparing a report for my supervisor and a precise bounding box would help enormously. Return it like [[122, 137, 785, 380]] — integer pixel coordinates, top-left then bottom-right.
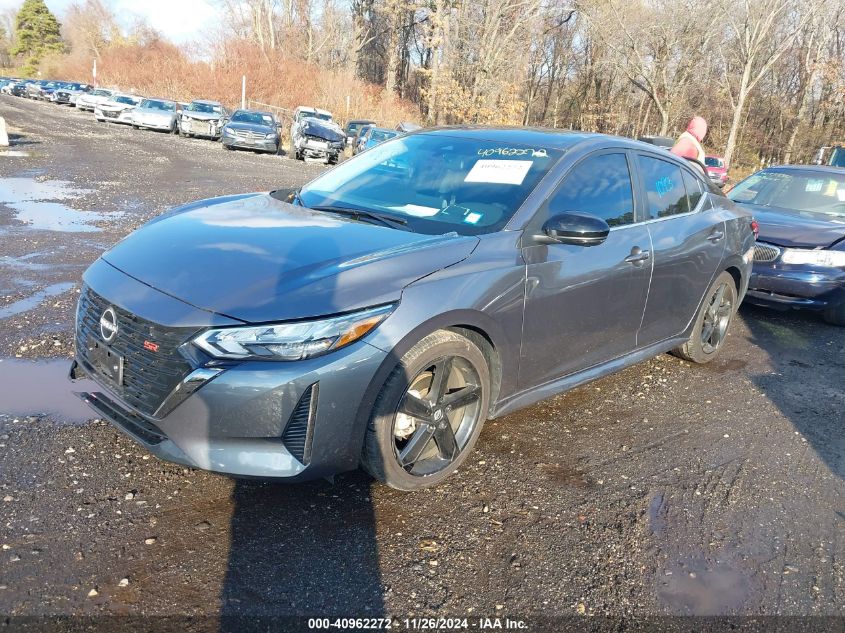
[[717, 0, 815, 165]]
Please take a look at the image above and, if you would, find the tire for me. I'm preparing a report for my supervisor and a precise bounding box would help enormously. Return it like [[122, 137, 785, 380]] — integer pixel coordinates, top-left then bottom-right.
[[672, 271, 738, 363], [822, 303, 845, 326], [361, 330, 490, 491]]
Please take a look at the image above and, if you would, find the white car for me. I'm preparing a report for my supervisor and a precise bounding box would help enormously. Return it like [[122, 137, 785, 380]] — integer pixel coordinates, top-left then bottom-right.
[[131, 98, 180, 133], [95, 95, 143, 124], [75, 88, 115, 112]]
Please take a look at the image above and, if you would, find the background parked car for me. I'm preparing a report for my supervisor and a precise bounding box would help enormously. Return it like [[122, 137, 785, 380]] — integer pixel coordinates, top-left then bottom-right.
[[52, 82, 92, 105], [76, 88, 115, 112], [705, 155, 729, 188], [221, 109, 281, 154], [8, 81, 28, 97], [351, 123, 375, 155], [344, 118, 375, 146], [395, 121, 421, 133], [727, 165, 845, 325], [179, 100, 228, 139], [290, 115, 345, 163], [356, 126, 399, 153], [638, 135, 675, 149], [95, 94, 143, 125], [131, 98, 180, 133], [24, 80, 50, 100]]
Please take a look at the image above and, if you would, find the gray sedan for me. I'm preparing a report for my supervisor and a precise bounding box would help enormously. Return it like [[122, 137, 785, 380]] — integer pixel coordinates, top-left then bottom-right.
[[131, 98, 180, 133], [220, 109, 280, 153], [71, 128, 755, 490]]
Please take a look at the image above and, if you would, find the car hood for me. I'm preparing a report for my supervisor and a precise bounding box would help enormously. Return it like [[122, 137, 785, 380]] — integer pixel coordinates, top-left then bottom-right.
[[101, 193, 479, 323], [225, 121, 275, 134], [300, 119, 345, 142], [100, 101, 135, 111], [135, 107, 173, 116], [741, 203, 845, 248], [182, 111, 224, 121]]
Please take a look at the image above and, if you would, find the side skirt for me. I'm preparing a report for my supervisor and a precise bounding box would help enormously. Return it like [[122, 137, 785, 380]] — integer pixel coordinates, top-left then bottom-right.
[[490, 336, 687, 419]]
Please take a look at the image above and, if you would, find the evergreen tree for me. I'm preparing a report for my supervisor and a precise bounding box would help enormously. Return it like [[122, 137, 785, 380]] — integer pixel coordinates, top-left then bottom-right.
[[10, 0, 65, 75]]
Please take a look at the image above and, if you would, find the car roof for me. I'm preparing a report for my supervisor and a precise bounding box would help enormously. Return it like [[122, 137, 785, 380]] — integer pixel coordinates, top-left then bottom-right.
[[415, 126, 611, 150], [142, 97, 175, 102], [233, 109, 274, 116], [191, 99, 221, 105], [349, 119, 376, 124], [765, 164, 845, 174]]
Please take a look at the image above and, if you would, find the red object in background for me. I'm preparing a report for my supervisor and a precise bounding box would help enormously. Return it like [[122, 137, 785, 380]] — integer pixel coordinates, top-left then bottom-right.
[[704, 154, 729, 187], [750, 219, 759, 240], [143, 340, 159, 352]]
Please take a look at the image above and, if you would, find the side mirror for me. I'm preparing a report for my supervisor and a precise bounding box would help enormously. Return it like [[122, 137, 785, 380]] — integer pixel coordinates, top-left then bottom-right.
[[536, 211, 610, 246]]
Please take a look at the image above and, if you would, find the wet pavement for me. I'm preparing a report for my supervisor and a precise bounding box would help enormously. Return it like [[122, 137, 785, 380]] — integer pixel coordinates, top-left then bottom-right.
[[0, 95, 844, 627]]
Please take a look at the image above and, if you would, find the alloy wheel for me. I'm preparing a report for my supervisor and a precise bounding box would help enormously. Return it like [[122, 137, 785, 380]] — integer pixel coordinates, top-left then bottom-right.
[[701, 282, 732, 354], [392, 356, 483, 477]]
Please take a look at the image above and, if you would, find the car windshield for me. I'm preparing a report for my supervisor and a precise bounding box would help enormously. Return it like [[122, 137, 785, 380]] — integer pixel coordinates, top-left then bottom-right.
[[231, 111, 273, 124], [370, 129, 398, 143], [705, 157, 724, 168], [188, 102, 222, 113], [114, 96, 137, 105], [348, 121, 372, 134], [728, 170, 845, 216], [90, 89, 110, 96], [141, 99, 174, 111], [299, 133, 563, 235]]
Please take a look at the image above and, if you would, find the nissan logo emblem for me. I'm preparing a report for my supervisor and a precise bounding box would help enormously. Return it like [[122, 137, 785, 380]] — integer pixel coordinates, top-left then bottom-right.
[[99, 307, 118, 344]]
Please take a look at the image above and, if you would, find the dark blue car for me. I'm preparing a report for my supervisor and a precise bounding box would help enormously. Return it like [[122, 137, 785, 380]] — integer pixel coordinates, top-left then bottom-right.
[[728, 165, 845, 325]]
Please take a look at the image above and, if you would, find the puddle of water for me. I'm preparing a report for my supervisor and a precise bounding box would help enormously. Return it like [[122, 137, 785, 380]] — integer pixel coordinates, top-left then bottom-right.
[[0, 282, 75, 319], [0, 177, 111, 232], [0, 358, 96, 424], [658, 556, 751, 615], [8, 201, 107, 232]]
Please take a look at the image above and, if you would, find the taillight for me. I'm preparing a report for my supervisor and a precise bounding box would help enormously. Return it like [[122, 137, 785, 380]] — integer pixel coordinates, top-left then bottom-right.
[[750, 219, 759, 240]]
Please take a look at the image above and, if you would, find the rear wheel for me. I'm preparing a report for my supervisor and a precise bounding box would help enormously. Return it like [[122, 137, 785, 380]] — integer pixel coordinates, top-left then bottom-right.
[[362, 330, 490, 491], [822, 303, 845, 327], [672, 271, 737, 363]]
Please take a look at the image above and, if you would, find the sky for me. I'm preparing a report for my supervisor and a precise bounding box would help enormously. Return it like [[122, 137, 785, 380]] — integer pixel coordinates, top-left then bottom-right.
[[0, 0, 221, 44]]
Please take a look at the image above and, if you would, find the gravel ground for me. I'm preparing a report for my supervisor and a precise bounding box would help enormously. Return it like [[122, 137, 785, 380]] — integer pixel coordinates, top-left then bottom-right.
[[0, 95, 844, 629]]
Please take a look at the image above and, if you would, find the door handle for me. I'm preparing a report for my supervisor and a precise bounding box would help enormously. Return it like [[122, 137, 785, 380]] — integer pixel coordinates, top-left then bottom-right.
[[707, 230, 724, 242], [624, 248, 650, 265]]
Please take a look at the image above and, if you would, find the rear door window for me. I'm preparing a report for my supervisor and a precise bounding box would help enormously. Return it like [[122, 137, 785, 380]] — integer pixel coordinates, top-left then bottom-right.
[[637, 155, 690, 219]]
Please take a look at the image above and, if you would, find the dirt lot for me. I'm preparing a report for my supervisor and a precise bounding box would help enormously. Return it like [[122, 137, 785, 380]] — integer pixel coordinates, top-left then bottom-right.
[[1, 95, 844, 629]]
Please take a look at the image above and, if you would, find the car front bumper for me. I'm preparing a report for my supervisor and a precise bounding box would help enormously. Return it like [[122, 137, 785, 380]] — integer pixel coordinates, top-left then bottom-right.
[[181, 119, 222, 138], [222, 136, 278, 151], [134, 116, 174, 130], [746, 262, 845, 311], [71, 262, 388, 480]]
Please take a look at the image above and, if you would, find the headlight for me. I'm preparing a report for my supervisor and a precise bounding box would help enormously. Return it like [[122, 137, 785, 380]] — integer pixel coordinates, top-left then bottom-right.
[[223, 128, 234, 136], [265, 133, 277, 139], [192, 304, 394, 361], [780, 249, 845, 267]]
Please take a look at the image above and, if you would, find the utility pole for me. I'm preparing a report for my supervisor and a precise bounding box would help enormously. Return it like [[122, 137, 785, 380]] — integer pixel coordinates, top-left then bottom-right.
[[241, 76, 246, 110], [93, 59, 97, 88]]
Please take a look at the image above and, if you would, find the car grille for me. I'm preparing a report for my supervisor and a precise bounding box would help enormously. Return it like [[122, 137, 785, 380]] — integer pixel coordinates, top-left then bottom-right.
[[75, 286, 200, 417], [753, 242, 781, 263], [103, 110, 118, 118], [233, 130, 265, 141]]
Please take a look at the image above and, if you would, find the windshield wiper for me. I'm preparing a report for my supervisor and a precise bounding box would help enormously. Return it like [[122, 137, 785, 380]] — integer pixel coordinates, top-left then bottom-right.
[[310, 205, 409, 231]]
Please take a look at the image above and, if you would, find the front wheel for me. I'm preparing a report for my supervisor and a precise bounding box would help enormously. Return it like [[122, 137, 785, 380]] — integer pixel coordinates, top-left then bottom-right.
[[672, 271, 737, 363], [362, 330, 490, 491]]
